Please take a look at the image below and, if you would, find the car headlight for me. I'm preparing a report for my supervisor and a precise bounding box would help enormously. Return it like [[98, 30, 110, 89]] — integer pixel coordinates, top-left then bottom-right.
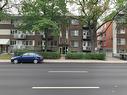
[[11, 57, 16, 60]]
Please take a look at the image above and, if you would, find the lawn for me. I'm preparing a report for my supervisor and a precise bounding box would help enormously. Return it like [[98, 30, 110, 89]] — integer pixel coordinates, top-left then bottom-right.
[[0, 53, 12, 60]]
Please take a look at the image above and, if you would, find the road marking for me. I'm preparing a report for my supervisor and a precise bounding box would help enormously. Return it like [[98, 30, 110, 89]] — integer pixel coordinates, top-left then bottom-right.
[[32, 87, 100, 89], [48, 71, 88, 73]]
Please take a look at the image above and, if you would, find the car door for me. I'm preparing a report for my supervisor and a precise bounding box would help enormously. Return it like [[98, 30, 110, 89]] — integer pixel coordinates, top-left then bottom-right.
[[21, 53, 34, 63]]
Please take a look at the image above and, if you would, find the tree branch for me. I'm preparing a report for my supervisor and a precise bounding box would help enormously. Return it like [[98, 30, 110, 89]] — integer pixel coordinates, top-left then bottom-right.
[[96, 6, 126, 34], [97, 21, 112, 37], [0, 0, 8, 10], [79, 0, 87, 17]]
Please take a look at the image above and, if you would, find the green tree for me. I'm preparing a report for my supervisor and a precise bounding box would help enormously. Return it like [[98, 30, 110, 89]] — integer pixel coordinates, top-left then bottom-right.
[[19, 0, 67, 51], [67, 0, 127, 52]]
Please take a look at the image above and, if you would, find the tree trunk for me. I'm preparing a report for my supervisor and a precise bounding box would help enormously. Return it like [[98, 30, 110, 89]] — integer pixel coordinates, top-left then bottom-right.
[[89, 24, 97, 52], [44, 28, 48, 52]]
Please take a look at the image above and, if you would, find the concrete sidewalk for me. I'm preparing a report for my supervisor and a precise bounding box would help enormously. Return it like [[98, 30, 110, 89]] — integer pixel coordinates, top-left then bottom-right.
[[0, 59, 126, 64], [44, 59, 127, 64]]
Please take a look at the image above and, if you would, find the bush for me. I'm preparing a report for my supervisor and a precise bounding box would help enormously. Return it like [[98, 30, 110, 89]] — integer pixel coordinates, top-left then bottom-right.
[[65, 52, 83, 59], [41, 52, 60, 59], [83, 53, 106, 60], [65, 52, 105, 60]]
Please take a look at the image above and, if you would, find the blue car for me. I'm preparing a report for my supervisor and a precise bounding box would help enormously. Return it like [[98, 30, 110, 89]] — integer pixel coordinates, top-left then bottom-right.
[[11, 53, 43, 64]]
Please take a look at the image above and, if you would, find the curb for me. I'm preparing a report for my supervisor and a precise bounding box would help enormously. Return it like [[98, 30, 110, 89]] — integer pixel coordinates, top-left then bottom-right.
[[43, 60, 127, 64], [0, 60, 126, 64]]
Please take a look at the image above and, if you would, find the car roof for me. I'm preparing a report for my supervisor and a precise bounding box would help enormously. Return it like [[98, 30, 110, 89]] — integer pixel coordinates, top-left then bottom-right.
[[23, 52, 39, 56]]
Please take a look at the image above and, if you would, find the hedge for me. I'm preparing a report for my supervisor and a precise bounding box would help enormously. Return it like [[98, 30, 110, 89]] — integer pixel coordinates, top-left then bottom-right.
[[41, 52, 61, 59], [65, 52, 106, 60]]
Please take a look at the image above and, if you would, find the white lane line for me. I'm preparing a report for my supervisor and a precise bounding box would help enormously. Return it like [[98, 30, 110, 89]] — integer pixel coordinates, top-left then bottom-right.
[[32, 87, 100, 89], [48, 71, 88, 73]]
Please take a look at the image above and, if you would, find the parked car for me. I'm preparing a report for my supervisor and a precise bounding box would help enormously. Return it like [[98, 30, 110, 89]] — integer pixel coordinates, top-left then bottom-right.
[[11, 53, 43, 64]]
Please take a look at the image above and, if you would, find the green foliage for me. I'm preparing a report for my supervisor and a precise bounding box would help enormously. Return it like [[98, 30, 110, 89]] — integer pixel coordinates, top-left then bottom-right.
[[41, 52, 61, 59], [32, 18, 59, 36], [65, 52, 106, 60], [0, 10, 10, 21], [65, 52, 83, 59], [14, 49, 61, 59], [19, 0, 67, 34]]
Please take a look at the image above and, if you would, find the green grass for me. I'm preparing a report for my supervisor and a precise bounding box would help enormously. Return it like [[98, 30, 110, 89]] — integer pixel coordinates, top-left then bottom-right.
[[0, 53, 12, 60]]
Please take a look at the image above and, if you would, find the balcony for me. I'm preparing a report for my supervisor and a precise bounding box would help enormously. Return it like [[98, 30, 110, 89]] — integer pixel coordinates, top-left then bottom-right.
[[83, 46, 91, 51], [83, 35, 91, 40], [14, 34, 26, 39], [13, 45, 25, 49], [13, 45, 34, 50]]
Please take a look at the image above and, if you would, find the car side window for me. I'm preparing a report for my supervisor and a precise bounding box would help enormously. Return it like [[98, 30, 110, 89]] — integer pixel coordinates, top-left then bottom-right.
[[29, 53, 34, 56], [23, 53, 29, 56]]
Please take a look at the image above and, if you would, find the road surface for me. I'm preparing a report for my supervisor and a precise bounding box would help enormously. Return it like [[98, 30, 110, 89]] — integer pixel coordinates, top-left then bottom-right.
[[0, 63, 126, 95]]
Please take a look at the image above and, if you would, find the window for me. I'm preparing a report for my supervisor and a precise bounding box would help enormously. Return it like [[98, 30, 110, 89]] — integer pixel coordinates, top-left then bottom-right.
[[10, 40, 16, 45], [87, 41, 91, 46], [83, 42, 86, 46], [26, 31, 33, 35], [71, 30, 79, 36], [117, 28, 125, 34], [54, 41, 57, 46], [83, 30, 90, 36], [71, 19, 79, 25], [117, 38, 126, 45], [120, 28, 125, 34], [66, 30, 68, 39], [24, 40, 33, 46], [117, 49, 125, 53], [50, 41, 57, 46], [71, 41, 79, 48], [38, 41, 41, 46], [11, 30, 17, 34]]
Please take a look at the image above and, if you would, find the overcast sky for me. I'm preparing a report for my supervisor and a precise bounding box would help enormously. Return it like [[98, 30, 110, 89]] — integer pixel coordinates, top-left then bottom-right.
[[1, 0, 115, 17]]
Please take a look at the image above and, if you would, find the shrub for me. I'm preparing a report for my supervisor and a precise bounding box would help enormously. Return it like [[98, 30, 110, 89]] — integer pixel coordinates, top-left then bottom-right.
[[41, 52, 60, 59], [83, 53, 106, 60], [65, 52, 105, 60], [65, 52, 83, 59]]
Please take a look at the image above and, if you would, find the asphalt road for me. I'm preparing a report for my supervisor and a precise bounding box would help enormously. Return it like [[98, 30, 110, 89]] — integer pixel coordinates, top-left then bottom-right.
[[0, 63, 127, 95]]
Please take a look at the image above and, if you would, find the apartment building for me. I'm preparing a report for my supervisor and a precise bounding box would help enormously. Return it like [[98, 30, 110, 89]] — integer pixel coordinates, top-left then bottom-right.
[[113, 11, 127, 56], [59, 18, 92, 53], [0, 17, 92, 53], [97, 22, 113, 51], [82, 26, 91, 52]]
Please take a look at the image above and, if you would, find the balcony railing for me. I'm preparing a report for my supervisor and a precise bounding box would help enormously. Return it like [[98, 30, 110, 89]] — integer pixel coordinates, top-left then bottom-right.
[[14, 34, 26, 39], [83, 35, 91, 40], [83, 46, 91, 51]]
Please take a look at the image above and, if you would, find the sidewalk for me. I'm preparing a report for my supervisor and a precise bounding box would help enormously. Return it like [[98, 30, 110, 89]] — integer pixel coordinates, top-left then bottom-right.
[[43, 59, 127, 64]]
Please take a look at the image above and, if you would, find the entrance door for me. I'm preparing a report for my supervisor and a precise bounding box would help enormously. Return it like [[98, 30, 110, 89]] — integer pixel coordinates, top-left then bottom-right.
[[59, 46, 68, 54], [63, 46, 68, 54]]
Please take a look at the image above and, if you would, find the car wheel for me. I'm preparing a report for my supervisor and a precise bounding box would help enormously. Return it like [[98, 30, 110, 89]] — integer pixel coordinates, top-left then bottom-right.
[[33, 59, 38, 64], [13, 59, 18, 64]]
